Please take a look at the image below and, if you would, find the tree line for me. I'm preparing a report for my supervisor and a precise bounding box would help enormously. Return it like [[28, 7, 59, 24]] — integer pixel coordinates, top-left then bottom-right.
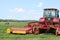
[[0, 19, 37, 22]]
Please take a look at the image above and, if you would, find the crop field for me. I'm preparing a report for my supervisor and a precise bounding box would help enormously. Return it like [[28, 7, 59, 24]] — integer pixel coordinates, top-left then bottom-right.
[[0, 22, 60, 40]]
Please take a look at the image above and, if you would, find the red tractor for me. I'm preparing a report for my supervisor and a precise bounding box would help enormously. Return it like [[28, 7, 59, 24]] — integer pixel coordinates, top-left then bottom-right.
[[6, 8, 60, 35], [38, 8, 60, 35]]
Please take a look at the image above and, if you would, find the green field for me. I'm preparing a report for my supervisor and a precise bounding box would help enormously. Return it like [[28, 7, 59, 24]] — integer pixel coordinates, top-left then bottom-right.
[[0, 22, 60, 40]]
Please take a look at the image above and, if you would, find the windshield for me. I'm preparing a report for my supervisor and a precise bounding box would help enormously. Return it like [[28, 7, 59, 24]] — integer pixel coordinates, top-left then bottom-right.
[[44, 10, 55, 18], [44, 10, 50, 17], [51, 10, 55, 17]]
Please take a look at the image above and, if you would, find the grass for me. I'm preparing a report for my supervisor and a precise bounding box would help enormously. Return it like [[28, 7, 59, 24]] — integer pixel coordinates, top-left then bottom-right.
[[0, 22, 60, 40]]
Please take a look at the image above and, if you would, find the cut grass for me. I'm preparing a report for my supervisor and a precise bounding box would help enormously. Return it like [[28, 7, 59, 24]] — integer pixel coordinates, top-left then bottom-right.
[[0, 22, 60, 40]]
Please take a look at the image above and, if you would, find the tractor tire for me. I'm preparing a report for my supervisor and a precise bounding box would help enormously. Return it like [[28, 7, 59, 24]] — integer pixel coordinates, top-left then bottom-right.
[[56, 32, 58, 35], [33, 28, 40, 35]]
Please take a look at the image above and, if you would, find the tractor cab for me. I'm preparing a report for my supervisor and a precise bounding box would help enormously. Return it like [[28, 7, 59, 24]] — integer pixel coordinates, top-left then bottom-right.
[[43, 8, 59, 20], [43, 8, 59, 25], [39, 8, 59, 28], [39, 8, 59, 22]]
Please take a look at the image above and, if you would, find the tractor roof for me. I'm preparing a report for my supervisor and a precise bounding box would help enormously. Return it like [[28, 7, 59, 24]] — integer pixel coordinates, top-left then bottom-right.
[[44, 8, 58, 10]]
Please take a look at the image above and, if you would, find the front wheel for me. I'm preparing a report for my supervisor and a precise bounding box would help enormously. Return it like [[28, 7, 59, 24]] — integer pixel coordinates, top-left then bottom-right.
[[33, 28, 40, 35], [56, 32, 58, 35]]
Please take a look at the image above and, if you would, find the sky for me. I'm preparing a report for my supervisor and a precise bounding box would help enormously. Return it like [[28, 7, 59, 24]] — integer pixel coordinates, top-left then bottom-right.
[[0, 0, 60, 20]]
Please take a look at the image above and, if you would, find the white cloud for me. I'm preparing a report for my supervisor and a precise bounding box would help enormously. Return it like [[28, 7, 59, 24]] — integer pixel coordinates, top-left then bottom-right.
[[37, 2, 43, 7], [0, 16, 15, 19], [21, 16, 38, 20], [8, 16, 13, 18], [9, 8, 25, 13], [28, 10, 37, 14], [29, 10, 36, 14]]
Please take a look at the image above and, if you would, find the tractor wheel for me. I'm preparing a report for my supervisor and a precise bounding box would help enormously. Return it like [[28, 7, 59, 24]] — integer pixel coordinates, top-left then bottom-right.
[[56, 30, 58, 35], [6, 28, 11, 34], [56, 32, 58, 35], [33, 28, 40, 35]]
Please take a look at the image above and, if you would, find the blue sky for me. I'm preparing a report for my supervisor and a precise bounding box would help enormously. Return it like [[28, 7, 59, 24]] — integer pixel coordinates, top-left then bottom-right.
[[0, 0, 60, 20]]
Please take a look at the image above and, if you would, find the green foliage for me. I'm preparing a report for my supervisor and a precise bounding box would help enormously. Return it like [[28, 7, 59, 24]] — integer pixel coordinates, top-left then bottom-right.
[[0, 19, 37, 22]]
